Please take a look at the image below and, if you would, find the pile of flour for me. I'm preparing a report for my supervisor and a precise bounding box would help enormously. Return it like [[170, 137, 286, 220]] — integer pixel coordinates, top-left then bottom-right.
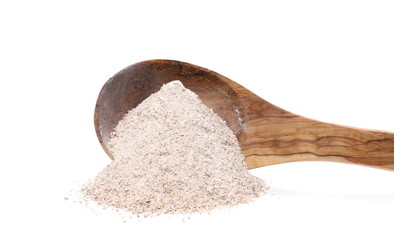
[[82, 81, 266, 216]]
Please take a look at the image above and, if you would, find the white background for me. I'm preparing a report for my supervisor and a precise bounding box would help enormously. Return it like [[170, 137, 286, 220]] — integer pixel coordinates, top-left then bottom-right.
[[1, 0, 394, 239]]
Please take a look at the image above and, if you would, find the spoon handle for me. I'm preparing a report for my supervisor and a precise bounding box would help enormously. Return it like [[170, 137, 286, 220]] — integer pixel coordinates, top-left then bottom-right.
[[241, 96, 394, 171]]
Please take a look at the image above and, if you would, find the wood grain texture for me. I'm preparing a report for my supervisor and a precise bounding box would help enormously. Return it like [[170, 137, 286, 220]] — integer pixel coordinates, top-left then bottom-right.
[[95, 59, 394, 171]]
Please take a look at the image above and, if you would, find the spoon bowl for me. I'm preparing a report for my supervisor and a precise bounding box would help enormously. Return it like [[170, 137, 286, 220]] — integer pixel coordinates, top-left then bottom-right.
[[95, 59, 394, 171]]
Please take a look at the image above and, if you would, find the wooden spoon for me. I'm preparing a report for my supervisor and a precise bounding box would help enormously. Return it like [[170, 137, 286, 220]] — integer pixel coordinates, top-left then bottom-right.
[[94, 59, 394, 171]]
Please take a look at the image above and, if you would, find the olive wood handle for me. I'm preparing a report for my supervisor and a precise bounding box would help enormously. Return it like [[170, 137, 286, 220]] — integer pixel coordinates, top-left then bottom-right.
[[239, 94, 394, 171]]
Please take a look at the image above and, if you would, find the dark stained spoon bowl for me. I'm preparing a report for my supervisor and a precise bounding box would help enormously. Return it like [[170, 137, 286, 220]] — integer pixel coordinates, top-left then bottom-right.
[[95, 59, 394, 171]]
